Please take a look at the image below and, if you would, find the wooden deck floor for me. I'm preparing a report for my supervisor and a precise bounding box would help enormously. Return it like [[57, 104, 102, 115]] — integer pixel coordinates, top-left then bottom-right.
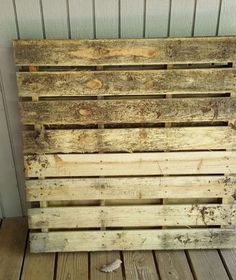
[[0, 218, 236, 280]]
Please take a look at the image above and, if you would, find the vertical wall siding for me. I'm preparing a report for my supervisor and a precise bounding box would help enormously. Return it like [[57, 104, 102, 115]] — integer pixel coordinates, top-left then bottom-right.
[[0, 0, 235, 217]]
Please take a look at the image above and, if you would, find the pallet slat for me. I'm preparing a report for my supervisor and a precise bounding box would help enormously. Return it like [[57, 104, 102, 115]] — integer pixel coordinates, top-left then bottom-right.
[[24, 151, 236, 177], [23, 126, 236, 154], [26, 176, 236, 201], [14, 37, 236, 66], [17, 68, 236, 97], [28, 204, 236, 229], [20, 98, 236, 125], [30, 229, 236, 252]]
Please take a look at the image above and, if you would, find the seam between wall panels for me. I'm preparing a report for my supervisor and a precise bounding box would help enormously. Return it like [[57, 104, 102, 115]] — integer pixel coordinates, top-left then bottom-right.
[[216, 0, 223, 35]]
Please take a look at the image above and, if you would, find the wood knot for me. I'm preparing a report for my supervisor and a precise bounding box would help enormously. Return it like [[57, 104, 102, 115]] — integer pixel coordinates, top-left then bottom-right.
[[86, 79, 103, 90], [79, 108, 91, 116]]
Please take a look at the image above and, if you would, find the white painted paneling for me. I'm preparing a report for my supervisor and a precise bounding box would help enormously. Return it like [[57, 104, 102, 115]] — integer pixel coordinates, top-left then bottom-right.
[[69, 0, 94, 38], [0, 0, 23, 217], [170, 0, 195, 36], [145, 0, 170, 37], [0, 73, 22, 217], [0, 0, 18, 46], [219, 0, 236, 35], [194, 0, 220, 36], [41, 0, 69, 38], [120, 0, 145, 37], [15, 0, 44, 39], [95, 0, 119, 38]]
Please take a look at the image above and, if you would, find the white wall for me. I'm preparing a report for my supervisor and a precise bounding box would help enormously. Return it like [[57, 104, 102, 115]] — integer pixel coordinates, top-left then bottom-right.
[[0, 0, 236, 217]]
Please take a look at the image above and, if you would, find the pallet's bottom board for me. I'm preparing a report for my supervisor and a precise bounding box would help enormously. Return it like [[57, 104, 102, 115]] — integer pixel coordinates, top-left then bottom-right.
[[30, 228, 236, 252]]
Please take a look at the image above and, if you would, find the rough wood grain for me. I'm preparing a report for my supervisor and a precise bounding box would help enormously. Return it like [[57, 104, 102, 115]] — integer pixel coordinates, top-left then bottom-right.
[[188, 250, 229, 280], [90, 251, 123, 280], [27, 204, 236, 229], [30, 228, 236, 252], [26, 175, 236, 201], [123, 251, 159, 280], [24, 151, 236, 177], [0, 218, 28, 280], [154, 251, 194, 280], [21, 244, 55, 280], [23, 126, 236, 154], [56, 252, 89, 280], [14, 37, 236, 66], [19, 97, 236, 125], [17, 68, 236, 97]]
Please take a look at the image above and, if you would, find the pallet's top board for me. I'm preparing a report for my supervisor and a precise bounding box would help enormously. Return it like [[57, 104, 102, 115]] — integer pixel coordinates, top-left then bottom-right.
[[14, 36, 236, 66]]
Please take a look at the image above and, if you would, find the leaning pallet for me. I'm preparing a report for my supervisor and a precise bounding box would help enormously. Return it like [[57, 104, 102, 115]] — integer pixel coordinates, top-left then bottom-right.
[[14, 37, 236, 253]]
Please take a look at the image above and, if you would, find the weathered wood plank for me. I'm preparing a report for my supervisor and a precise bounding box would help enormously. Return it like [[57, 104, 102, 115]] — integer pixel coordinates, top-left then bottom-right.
[[23, 126, 236, 154], [220, 249, 236, 279], [24, 151, 236, 177], [30, 229, 236, 252], [13, 37, 236, 66], [21, 244, 55, 280], [27, 204, 236, 229], [0, 218, 28, 280], [188, 250, 229, 280], [123, 251, 159, 280], [26, 175, 236, 201], [17, 68, 236, 97], [19, 98, 236, 125], [90, 251, 123, 280], [154, 251, 194, 280], [56, 252, 89, 280]]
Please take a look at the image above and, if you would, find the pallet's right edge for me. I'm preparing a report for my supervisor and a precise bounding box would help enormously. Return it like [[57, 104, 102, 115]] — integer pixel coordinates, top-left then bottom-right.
[[29, 229, 236, 252]]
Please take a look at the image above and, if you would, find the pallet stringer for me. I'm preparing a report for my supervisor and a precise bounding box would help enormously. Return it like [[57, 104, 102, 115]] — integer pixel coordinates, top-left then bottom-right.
[[30, 65, 49, 233]]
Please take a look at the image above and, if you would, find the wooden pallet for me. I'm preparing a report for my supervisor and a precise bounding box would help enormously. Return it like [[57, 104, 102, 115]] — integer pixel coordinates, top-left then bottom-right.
[[14, 37, 236, 253]]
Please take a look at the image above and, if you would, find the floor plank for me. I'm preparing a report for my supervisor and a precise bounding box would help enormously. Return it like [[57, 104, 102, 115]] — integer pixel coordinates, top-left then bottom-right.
[[21, 244, 55, 280], [187, 250, 229, 280], [154, 250, 194, 280], [56, 252, 89, 280], [90, 251, 123, 280], [123, 251, 159, 280], [0, 217, 28, 280], [219, 249, 236, 280]]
